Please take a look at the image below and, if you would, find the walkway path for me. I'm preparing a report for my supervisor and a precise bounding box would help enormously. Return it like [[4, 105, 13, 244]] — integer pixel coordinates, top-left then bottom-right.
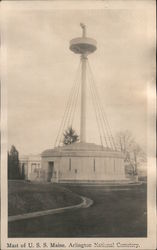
[[8, 195, 93, 222]]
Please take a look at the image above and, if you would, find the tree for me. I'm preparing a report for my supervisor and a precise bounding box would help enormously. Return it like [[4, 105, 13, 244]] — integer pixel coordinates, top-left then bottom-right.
[[116, 130, 134, 156], [116, 130, 146, 176], [63, 126, 79, 145], [131, 141, 146, 175], [8, 145, 21, 180]]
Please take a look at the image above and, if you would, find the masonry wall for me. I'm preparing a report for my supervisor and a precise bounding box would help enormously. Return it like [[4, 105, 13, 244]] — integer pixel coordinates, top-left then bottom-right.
[[41, 155, 125, 183]]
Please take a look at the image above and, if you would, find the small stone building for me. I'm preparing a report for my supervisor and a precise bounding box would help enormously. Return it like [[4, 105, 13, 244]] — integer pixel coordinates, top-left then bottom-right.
[[41, 142, 126, 183]]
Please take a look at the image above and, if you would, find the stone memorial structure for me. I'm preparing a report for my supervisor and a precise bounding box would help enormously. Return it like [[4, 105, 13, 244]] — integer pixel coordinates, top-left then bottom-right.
[[41, 24, 127, 184]]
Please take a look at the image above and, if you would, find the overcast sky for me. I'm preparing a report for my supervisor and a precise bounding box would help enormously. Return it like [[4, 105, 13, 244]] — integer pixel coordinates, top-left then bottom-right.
[[2, 1, 155, 155]]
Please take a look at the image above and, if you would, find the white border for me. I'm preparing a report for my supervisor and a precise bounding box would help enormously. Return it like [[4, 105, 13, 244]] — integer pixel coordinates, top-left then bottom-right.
[[1, 1, 156, 250]]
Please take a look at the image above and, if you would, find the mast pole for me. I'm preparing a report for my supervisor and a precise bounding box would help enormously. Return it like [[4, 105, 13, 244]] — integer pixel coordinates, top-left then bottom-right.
[[69, 23, 97, 143], [80, 23, 87, 143]]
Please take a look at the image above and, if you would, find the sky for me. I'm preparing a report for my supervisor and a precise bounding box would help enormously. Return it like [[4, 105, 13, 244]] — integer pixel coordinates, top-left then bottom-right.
[[2, 1, 155, 155]]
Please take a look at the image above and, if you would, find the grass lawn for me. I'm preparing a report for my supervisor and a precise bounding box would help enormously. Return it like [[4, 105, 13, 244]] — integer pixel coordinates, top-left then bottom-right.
[[63, 183, 147, 237], [8, 182, 147, 237], [8, 181, 82, 216]]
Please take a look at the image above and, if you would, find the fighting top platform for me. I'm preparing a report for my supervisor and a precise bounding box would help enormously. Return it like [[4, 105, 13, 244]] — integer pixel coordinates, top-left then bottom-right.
[[69, 23, 97, 55]]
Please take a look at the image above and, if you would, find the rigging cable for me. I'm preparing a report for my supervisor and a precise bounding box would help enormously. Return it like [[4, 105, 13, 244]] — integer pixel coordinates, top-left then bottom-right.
[[88, 61, 117, 150], [87, 61, 110, 148], [87, 65, 104, 148], [54, 62, 81, 147], [58, 64, 81, 146], [66, 68, 81, 128]]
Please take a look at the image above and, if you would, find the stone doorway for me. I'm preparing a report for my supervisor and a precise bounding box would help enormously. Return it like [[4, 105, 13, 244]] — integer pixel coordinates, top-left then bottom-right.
[[47, 162, 54, 182]]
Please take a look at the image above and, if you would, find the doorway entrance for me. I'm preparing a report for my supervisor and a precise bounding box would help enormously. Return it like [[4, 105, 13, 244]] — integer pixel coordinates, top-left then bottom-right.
[[47, 162, 54, 182]]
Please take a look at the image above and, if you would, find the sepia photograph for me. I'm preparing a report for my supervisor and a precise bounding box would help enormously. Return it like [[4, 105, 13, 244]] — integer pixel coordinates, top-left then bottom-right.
[[1, 0, 156, 249]]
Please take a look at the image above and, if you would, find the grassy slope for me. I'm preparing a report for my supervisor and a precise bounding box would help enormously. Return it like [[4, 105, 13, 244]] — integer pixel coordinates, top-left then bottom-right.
[[8, 183, 147, 237], [8, 181, 82, 216]]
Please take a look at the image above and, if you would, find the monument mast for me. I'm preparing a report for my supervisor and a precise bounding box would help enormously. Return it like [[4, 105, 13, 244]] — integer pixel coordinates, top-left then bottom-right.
[[70, 23, 97, 142], [80, 23, 87, 143]]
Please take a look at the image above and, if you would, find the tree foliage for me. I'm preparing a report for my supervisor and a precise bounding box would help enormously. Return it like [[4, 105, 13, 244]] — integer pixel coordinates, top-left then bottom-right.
[[63, 126, 79, 145], [116, 130, 146, 176], [8, 145, 21, 180]]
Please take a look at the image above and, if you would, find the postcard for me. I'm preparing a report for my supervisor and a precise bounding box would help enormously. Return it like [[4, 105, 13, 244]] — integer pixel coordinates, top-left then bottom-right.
[[1, 0, 156, 249]]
